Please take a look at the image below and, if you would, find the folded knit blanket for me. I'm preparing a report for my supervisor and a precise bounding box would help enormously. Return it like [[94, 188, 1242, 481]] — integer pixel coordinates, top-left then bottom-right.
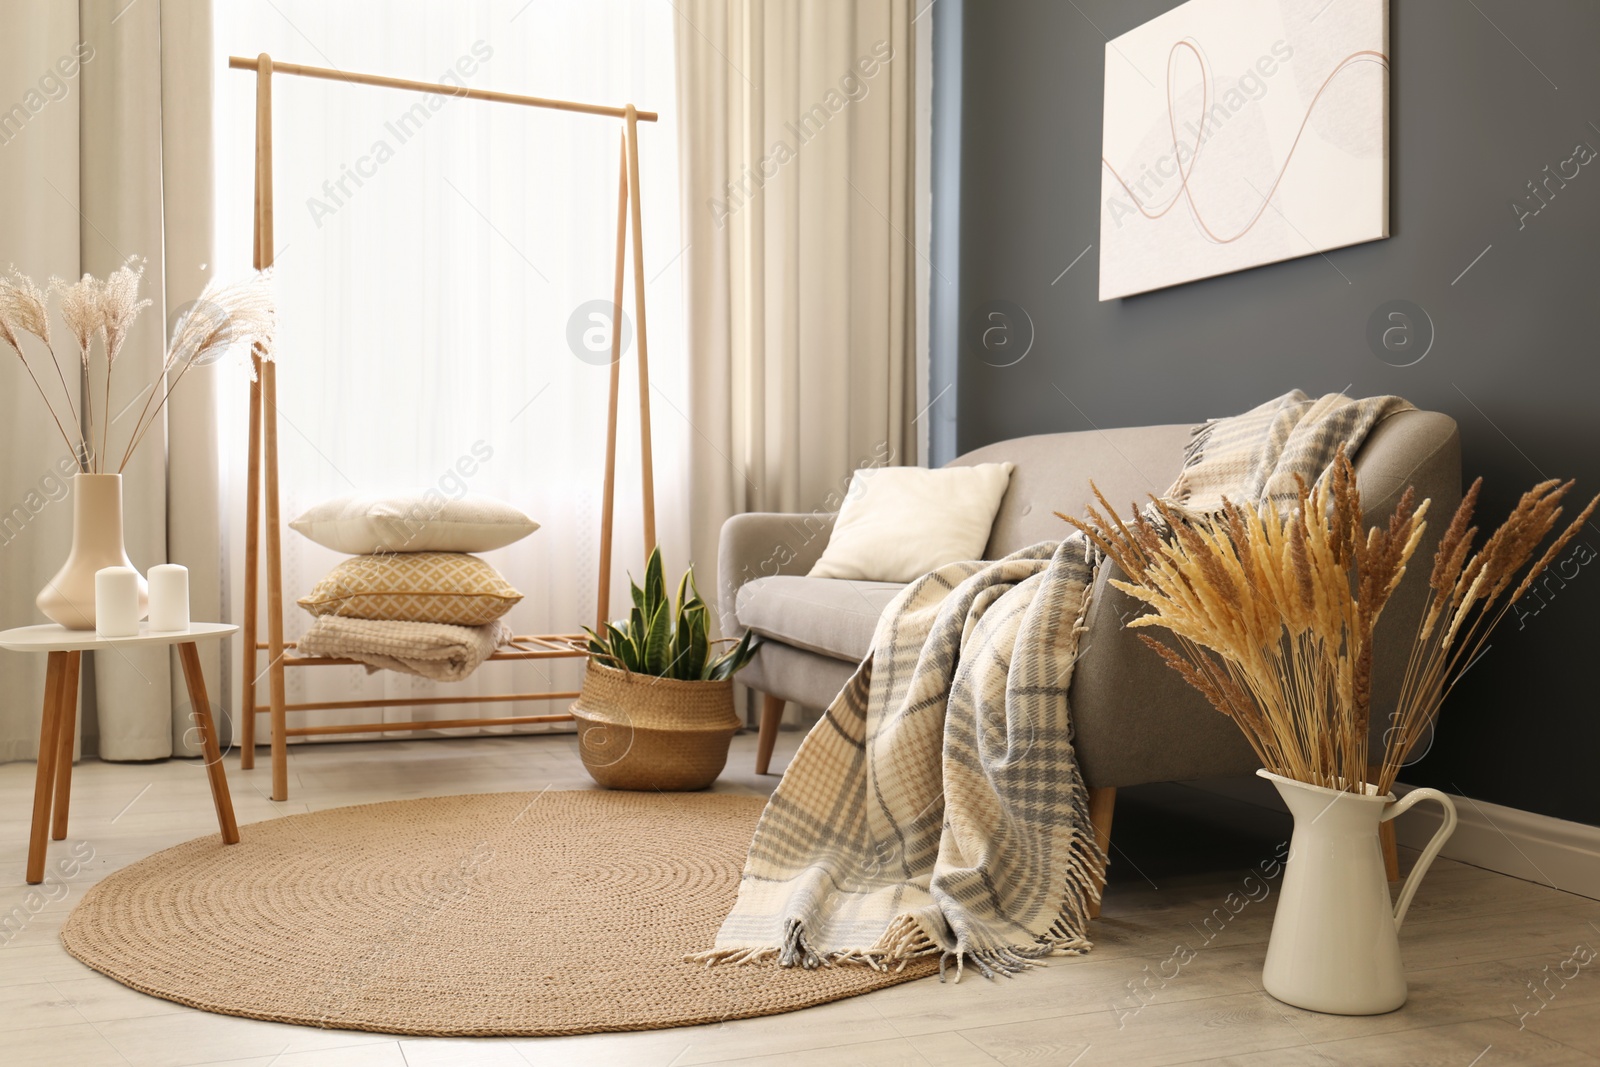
[[295, 616, 512, 682], [695, 390, 1413, 980]]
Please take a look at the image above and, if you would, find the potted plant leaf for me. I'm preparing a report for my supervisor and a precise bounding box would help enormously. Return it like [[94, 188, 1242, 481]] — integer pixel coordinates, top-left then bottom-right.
[[574, 547, 759, 790]]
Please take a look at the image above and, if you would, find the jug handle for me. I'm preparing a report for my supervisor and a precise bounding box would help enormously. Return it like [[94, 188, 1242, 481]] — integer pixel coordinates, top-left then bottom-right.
[[1381, 787, 1458, 930]]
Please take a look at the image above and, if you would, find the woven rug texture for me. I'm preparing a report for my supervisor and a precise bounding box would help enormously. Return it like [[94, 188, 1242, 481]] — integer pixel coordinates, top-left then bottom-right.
[[61, 790, 935, 1037]]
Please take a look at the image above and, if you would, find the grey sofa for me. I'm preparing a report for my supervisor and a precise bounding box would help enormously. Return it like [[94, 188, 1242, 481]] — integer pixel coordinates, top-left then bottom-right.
[[718, 409, 1462, 896]]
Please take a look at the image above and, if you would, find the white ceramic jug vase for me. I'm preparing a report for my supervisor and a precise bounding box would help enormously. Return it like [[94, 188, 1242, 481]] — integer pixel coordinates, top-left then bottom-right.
[[1259, 768, 1458, 1015]]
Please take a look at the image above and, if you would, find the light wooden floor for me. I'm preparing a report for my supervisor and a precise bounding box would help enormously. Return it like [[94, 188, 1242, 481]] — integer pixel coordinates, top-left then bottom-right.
[[2, 728, 1598, 1066]]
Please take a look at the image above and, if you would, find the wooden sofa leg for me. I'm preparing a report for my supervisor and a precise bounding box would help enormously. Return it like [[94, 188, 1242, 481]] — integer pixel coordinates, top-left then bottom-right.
[[1380, 820, 1401, 881], [755, 693, 785, 775], [1087, 786, 1116, 920]]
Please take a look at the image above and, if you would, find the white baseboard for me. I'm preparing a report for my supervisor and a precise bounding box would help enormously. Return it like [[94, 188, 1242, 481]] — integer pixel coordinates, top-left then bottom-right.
[[1183, 777, 1600, 903], [1389, 785, 1600, 902]]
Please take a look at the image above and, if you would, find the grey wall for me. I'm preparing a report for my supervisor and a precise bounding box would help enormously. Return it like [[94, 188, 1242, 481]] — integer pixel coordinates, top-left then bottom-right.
[[937, 0, 1600, 826], [926, 0, 963, 465]]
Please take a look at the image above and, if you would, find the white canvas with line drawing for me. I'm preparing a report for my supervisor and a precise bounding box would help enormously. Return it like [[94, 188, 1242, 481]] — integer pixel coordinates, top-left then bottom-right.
[[1098, 0, 1388, 301]]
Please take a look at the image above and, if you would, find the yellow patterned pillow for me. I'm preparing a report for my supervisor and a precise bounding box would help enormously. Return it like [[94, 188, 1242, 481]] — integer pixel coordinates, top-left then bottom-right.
[[298, 552, 522, 625]]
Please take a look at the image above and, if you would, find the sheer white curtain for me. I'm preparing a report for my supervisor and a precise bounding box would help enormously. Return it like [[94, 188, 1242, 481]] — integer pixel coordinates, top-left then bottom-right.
[[212, 2, 689, 740], [673, 0, 919, 579], [673, 1, 920, 724]]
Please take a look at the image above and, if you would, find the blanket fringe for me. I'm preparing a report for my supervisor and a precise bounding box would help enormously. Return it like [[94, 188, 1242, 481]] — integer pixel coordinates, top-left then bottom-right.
[[684, 915, 944, 973], [686, 872, 1099, 983], [684, 946, 780, 967]]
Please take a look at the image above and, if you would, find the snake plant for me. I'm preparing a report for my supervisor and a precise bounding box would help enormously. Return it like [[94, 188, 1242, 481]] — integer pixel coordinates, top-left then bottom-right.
[[583, 547, 759, 681]]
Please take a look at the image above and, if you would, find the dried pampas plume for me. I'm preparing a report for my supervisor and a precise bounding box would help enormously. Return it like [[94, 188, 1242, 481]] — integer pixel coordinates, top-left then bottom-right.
[[4, 265, 81, 464], [101, 261, 153, 366], [93, 259, 155, 464], [119, 271, 275, 470], [0, 266, 52, 348], [53, 273, 106, 361], [165, 273, 276, 373]]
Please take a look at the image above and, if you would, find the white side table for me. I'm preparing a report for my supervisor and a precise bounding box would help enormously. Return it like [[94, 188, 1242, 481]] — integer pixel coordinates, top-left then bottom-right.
[[0, 622, 241, 884]]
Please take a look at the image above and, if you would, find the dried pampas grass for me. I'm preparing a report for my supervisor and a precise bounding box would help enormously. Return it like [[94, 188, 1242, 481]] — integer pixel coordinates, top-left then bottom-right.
[[3, 266, 80, 464], [53, 273, 106, 359], [1063, 450, 1598, 794], [0, 266, 52, 345], [118, 273, 276, 470], [97, 262, 153, 466], [1, 260, 274, 473], [164, 274, 276, 372], [101, 262, 153, 367]]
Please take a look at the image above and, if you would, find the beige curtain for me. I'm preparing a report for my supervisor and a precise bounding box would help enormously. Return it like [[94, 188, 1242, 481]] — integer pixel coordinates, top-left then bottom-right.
[[673, 0, 920, 583], [0, 0, 221, 763]]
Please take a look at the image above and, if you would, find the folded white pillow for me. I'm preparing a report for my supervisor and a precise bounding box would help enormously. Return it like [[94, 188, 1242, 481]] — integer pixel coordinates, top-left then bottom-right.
[[808, 463, 1015, 583], [290, 492, 539, 554]]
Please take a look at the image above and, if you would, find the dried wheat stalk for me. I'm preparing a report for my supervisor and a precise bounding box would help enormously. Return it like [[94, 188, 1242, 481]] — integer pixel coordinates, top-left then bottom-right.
[[1061, 450, 1597, 794]]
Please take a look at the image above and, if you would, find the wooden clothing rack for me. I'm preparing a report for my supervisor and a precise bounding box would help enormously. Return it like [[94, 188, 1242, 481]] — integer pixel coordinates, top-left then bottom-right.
[[230, 54, 658, 801]]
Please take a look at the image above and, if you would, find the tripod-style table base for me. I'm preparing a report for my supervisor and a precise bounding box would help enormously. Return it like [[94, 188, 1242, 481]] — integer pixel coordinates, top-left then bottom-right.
[[1, 623, 240, 885]]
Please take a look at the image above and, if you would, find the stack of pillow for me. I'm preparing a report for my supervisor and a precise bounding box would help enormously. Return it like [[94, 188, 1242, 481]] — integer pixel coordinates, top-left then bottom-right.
[[288, 492, 538, 679]]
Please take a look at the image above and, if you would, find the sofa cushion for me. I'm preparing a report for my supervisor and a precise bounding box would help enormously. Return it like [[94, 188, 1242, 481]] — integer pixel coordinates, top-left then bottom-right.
[[736, 576, 905, 663], [809, 463, 1015, 582]]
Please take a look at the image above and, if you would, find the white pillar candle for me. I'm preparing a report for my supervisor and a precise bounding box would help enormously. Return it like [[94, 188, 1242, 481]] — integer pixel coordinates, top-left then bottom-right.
[[148, 564, 190, 632], [95, 566, 141, 638]]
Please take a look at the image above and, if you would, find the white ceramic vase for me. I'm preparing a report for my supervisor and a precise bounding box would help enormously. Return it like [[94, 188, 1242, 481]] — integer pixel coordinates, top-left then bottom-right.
[[36, 473, 149, 630], [1259, 768, 1458, 1015]]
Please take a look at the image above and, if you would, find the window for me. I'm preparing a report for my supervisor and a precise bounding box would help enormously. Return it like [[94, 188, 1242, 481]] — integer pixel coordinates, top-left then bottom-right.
[[213, 1, 687, 735]]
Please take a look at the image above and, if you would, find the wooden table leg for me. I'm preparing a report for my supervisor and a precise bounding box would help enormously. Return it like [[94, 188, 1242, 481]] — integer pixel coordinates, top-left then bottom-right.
[[26, 652, 68, 885], [51, 650, 82, 840], [239, 691, 256, 770], [178, 642, 240, 844]]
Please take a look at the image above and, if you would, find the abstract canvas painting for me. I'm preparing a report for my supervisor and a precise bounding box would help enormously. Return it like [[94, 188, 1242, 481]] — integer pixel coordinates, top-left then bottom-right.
[[1098, 0, 1388, 300]]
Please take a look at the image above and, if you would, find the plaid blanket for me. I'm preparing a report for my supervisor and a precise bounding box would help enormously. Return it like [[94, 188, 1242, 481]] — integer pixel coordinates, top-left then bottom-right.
[[695, 391, 1413, 980], [1169, 389, 1414, 513]]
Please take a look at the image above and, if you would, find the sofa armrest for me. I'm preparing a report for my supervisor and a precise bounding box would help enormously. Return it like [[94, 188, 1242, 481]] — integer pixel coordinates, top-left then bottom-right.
[[716, 511, 836, 632], [1070, 558, 1260, 789], [1352, 410, 1461, 521], [1353, 410, 1461, 763]]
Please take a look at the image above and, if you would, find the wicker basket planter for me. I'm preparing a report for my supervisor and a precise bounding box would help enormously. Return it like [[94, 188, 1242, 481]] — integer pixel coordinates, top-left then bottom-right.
[[571, 660, 741, 791]]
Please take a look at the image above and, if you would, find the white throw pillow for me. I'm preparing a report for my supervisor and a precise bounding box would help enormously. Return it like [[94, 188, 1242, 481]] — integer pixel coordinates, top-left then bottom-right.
[[290, 492, 539, 554], [808, 463, 1015, 583]]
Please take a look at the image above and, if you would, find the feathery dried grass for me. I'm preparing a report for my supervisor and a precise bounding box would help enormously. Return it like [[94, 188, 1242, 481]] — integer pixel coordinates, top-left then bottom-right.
[[53, 273, 105, 359], [119, 272, 275, 471], [0, 266, 52, 345], [101, 262, 152, 367], [1070, 448, 1596, 794], [3, 266, 81, 465], [4, 263, 274, 474], [97, 261, 154, 466]]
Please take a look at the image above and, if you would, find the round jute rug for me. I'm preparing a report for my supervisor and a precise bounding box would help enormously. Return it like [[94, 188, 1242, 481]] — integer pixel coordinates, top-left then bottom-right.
[[61, 790, 936, 1036]]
